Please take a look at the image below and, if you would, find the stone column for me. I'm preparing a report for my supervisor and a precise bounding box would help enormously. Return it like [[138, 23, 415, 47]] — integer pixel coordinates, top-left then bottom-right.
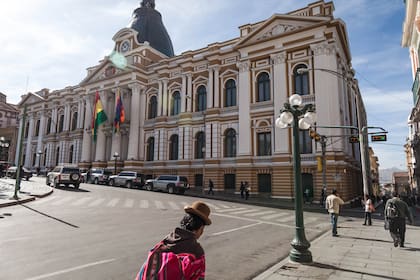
[[36, 113, 46, 167], [157, 80, 163, 117], [207, 68, 214, 109], [78, 98, 85, 129], [237, 61, 252, 156], [271, 52, 289, 154], [63, 103, 70, 131], [181, 74, 187, 112], [81, 92, 93, 163], [94, 90, 108, 162], [127, 83, 142, 160], [214, 67, 220, 108], [138, 89, 146, 160], [187, 74, 192, 111], [163, 79, 169, 116], [24, 114, 35, 167]]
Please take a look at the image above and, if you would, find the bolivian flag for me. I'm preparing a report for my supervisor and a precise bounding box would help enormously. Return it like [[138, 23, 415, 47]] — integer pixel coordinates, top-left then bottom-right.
[[92, 91, 107, 142]]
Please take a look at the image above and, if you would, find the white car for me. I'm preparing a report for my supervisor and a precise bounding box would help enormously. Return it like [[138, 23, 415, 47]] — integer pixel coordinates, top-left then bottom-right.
[[46, 165, 81, 189]]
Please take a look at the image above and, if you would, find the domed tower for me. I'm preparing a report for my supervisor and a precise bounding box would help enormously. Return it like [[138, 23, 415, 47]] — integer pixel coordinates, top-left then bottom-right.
[[129, 0, 174, 57]]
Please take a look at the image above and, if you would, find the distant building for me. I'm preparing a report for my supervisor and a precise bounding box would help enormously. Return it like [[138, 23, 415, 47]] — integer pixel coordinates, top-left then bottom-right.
[[369, 147, 380, 197], [15, 0, 366, 201], [0, 92, 19, 165], [392, 171, 410, 195], [402, 0, 420, 194]]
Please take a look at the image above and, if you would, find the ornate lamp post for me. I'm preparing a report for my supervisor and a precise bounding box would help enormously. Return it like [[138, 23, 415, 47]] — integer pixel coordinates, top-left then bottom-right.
[[113, 152, 120, 175], [276, 94, 316, 263]]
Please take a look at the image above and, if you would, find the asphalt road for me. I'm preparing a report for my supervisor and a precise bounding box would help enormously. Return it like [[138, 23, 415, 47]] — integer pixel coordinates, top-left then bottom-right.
[[0, 178, 331, 280]]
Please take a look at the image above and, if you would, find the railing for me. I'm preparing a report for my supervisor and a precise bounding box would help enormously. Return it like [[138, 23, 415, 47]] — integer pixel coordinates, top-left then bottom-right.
[[412, 68, 420, 105]]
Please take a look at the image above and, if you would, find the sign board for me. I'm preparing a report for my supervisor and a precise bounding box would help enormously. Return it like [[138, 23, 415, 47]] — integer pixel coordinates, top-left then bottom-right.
[[371, 134, 387, 142]]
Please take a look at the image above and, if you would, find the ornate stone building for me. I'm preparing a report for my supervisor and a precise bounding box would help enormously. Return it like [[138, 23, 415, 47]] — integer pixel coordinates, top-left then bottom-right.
[[16, 0, 366, 200], [0, 92, 18, 165]]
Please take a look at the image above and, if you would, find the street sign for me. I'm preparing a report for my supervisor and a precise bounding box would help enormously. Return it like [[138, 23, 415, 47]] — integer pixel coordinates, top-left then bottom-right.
[[349, 136, 359, 143], [371, 134, 387, 141]]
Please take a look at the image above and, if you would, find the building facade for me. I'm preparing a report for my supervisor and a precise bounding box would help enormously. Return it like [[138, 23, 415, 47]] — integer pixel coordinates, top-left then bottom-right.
[[16, 0, 366, 201], [402, 0, 420, 195], [0, 92, 19, 166]]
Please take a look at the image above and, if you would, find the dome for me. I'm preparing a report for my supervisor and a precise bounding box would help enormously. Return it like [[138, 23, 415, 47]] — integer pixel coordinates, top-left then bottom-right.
[[129, 0, 174, 57]]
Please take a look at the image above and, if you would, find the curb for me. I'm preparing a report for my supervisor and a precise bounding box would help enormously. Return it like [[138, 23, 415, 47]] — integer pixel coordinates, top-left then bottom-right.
[[0, 196, 36, 208]]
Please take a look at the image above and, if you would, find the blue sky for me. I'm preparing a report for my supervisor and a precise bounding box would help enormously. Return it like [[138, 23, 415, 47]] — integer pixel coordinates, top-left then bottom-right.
[[0, 0, 412, 170]]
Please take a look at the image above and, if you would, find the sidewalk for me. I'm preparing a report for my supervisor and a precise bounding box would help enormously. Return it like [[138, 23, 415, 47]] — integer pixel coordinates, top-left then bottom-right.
[[254, 217, 420, 280], [0, 177, 53, 208]]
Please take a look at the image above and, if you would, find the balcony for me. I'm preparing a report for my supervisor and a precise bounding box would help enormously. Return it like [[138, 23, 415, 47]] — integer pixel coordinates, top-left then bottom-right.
[[412, 68, 420, 105]]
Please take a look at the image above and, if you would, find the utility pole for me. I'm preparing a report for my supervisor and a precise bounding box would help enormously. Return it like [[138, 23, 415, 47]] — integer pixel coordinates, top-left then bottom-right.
[[320, 136, 327, 191], [14, 105, 27, 200]]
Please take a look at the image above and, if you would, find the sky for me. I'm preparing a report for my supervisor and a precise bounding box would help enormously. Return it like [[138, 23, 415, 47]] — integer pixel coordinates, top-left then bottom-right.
[[0, 0, 412, 170]]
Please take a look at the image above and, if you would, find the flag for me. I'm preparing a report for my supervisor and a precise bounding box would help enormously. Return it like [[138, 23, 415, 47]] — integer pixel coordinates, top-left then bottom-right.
[[92, 91, 108, 142], [114, 89, 125, 133]]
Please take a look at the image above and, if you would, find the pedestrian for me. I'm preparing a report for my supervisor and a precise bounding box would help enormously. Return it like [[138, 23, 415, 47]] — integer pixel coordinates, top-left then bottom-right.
[[384, 192, 413, 247], [245, 182, 250, 200], [325, 188, 345, 237], [207, 179, 214, 195], [320, 186, 326, 207], [240, 181, 245, 199], [135, 201, 211, 280], [363, 195, 374, 226]]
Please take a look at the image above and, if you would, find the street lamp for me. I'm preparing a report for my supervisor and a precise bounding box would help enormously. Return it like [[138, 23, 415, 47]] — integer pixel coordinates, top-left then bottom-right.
[[0, 137, 10, 162], [276, 93, 316, 263], [36, 150, 43, 176], [113, 152, 119, 175]]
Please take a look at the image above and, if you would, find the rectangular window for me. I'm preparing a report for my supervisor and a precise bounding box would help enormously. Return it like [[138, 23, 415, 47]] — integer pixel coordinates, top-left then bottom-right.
[[257, 132, 271, 156], [299, 130, 312, 154]]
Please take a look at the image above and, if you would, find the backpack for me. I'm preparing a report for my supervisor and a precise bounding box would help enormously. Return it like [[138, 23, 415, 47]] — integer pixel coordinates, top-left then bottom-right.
[[386, 201, 399, 219], [136, 241, 205, 280]]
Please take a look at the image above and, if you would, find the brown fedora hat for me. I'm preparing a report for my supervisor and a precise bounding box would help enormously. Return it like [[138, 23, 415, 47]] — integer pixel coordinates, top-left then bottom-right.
[[184, 201, 212, 225]]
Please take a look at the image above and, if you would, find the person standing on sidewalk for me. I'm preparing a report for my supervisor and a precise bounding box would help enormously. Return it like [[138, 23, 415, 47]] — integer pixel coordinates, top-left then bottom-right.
[[245, 181, 250, 200], [325, 189, 345, 237], [207, 179, 214, 195], [384, 192, 413, 247], [363, 195, 374, 226], [240, 181, 245, 199]]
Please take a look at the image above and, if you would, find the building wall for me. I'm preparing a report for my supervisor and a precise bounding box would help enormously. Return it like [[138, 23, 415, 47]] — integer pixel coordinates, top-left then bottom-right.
[[16, 1, 365, 201]]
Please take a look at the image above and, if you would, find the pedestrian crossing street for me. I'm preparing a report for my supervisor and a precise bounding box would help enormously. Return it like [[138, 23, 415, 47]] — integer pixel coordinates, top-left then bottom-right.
[[32, 195, 329, 228]]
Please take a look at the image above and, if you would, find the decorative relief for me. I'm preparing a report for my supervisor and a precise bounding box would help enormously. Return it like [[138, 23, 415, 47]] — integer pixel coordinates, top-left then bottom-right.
[[236, 61, 250, 73], [256, 24, 301, 41], [311, 42, 337, 56], [271, 52, 287, 65]]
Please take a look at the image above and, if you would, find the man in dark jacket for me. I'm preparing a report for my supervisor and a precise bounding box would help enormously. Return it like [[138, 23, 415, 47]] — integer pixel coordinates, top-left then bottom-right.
[[384, 192, 413, 247]]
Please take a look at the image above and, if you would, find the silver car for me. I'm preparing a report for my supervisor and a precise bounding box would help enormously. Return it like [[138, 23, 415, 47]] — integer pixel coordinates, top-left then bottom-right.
[[145, 175, 189, 194], [108, 171, 145, 188]]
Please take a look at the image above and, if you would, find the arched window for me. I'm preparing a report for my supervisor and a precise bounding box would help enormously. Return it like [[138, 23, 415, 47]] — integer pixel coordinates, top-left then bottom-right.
[[169, 134, 179, 160], [195, 131, 205, 159], [69, 145, 74, 163], [46, 118, 52, 134], [294, 64, 309, 95], [35, 120, 40, 136], [148, 96, 158, 119], [171, 91, 181, 116], [55, 147, 60, 166], [224, 128, 236, 157], [58, 114, 64, 132], [71, 112, 78, 131], [196, 86, 206, 112], [146, 137, 155, 161], [224, 79, 237, 107], [257, 72, 270, 102]]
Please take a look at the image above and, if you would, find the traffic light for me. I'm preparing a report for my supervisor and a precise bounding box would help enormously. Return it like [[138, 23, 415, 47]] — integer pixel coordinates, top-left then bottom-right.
[[317, 156, 323, 172], [309, 129, 321, 142], [349, 136, 359, 143]]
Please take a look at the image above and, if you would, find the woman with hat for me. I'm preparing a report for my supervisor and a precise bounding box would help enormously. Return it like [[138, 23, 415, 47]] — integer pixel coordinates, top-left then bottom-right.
[[136, 201, 211, 280]]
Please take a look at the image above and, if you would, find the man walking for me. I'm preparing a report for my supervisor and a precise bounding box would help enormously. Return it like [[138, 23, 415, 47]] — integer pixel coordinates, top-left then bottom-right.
[[384, 192, 413, 247], [325, 189, 345, 237], [207, 179, 214, 195]]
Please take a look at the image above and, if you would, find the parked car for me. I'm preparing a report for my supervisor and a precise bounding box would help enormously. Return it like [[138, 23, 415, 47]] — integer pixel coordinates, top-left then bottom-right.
[[108, 171, 145, 189], [6, 166, 32, 180], [46, 165, 81, 189], [89, 168, 113, 185], [145, 175, 189, 194]]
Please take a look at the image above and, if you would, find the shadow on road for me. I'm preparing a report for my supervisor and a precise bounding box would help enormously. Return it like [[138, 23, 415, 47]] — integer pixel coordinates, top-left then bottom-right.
[[20, 204, 79, 228]]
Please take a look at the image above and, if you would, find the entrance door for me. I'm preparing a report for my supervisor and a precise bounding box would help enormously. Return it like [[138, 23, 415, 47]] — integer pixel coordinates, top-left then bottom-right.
[[302, 173, 314, 201], [258, 174, 272, 193], [224, 174, 235, 189]]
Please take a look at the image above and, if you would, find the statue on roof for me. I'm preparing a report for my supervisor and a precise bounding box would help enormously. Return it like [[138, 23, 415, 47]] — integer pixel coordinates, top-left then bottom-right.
[[141, 0, 155, 9]]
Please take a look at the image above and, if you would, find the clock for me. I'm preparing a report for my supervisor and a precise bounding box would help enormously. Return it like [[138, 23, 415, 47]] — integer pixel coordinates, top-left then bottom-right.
[[120, 41, 130, 53]]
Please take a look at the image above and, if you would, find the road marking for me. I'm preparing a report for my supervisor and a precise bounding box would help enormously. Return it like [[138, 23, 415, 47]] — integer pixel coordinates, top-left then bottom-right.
[[216, 207, 247, 213], [24, 259, 116, 280], [205, 202, 220, 210], [155, 200, 166, 209], [124, 199, 134, 208], [88, 198, 105, 207], [229, 209, 260, 215], [244, 210, 276, 217], [276, 216, 294, 222], [212, 212, 295, 229], [261, 212, 289, 220], [140, 200, 149, 208], [107, 198, 119, 207], [211, 222, 263, 236], [51, 197, 73, 206], [168, 201, 180, 210], [71, 197, 93, 206]]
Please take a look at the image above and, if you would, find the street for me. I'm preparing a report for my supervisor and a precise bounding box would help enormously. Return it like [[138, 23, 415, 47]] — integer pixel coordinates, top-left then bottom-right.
[[0, 177, 331, 280]]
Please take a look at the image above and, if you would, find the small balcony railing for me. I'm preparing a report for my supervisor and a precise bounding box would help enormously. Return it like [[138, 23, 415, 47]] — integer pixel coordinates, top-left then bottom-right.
[[412, 68, 420, 105]]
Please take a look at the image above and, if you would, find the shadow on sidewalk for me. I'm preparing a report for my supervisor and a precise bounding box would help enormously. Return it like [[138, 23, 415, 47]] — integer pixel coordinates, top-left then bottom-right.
[[307, 262, 405, 280], [337, 235, 392, 244]]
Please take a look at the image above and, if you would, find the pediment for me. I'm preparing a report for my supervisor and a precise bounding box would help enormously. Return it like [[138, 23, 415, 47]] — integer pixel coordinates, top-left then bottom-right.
[[18, 92, 45, 106], [235, 14, 329, 48], [80, 59, 128, 85], [112, 27, 139, 44]]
